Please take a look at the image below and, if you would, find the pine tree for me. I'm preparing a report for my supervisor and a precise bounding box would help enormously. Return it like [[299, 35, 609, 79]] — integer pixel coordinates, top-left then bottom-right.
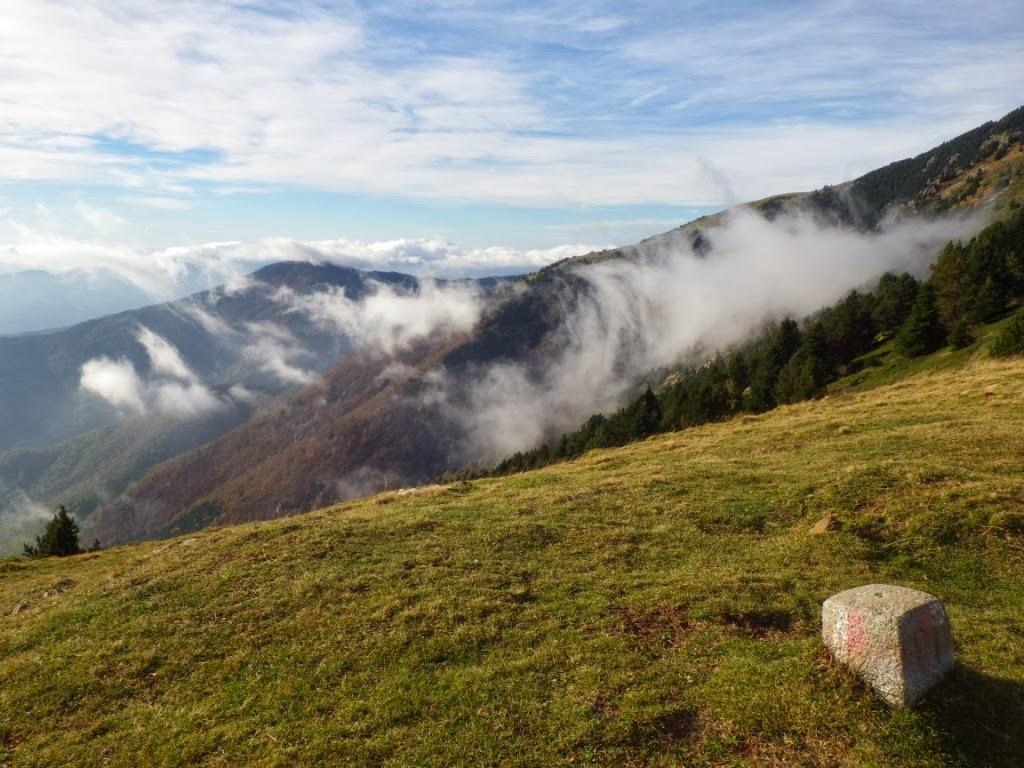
[[633, 386, 662, 438], [23, 505, 82, 558], [930, 241, 972, 327], [775, 323, 829, 403], [748, 318, 801, 411], [872, 272, 919, 334], [824, 290, 876, 365], [991, 308, 1024, 357], [895, 285, 946, 357], [948, 318, 973, 349], [973, 275, 1007, 324], [725, 352, 749, 410]]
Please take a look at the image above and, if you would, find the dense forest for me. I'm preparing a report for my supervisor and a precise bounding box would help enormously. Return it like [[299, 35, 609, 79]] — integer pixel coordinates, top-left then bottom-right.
[[850, 106, 1024, 223], [457, 208, 1024, 479]]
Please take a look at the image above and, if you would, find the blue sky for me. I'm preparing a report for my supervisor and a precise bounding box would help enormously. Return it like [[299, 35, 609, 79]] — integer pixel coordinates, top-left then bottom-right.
[[0, 0, 1022, 287]]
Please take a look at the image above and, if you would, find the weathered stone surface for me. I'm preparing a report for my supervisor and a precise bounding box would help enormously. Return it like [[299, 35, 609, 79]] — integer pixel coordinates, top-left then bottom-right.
[[822, 584, 954, 706]]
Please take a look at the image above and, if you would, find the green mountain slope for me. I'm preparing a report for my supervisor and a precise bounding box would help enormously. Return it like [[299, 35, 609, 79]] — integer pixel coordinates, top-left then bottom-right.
[[79, 109, 1024, 546], [3, 348, 1022, 767]]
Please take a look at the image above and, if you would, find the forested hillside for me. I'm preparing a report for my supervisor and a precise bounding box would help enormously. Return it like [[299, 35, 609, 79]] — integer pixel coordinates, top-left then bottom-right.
[[0, 265, 504, 552], [0, 262, 412, 454], [475, 208, 1024, 477], [75, 109, 1024, 546]]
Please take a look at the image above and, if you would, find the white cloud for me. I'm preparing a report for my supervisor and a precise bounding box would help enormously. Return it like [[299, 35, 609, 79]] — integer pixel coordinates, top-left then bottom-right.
[[578, 16, 626, 33], [0, 492, 54, 556], [240, 322, 318, 386], [0, 0, 1019, 208], [117, 196, 195, 211], [79, 326, 226, 418], [441, 208, 986, 460], [0, 223, 600, 306], [277, 278, 483, 354], [136, 326, 193, 380], [80, 357, 147, 414]]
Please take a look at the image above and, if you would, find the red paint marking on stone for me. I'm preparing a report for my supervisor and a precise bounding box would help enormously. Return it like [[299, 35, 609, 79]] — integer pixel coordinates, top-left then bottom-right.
[[847, 611, 867, 661]]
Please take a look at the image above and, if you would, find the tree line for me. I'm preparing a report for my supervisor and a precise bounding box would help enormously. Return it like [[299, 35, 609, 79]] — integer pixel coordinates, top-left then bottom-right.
[[457, 208, 1024, 479]]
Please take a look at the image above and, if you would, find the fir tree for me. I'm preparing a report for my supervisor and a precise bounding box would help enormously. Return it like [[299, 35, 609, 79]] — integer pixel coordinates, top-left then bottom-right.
[[991, 308, 1024, 357], [775, 323, 829, 403], [895, 285, 946, 357], [949, 318, 973, 349], [23, 505, 82, 558], [872, 272, 919, 334], [725, 352, 749, 410], [823, 290, 876, 365], [973, 275, 1007, 324], [634, 386, 662, 437], [748, 318, 801, 411], [930, 240, 972, 327]]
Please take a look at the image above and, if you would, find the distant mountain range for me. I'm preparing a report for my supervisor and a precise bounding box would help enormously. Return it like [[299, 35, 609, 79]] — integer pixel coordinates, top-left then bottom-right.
[[0, 266, 154, 336], [0, 264, 510, 551], [3, 106, 1023, 551]]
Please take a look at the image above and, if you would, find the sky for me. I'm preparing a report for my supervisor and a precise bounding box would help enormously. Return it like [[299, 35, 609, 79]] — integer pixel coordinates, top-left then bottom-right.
[[0, 0, 1022, 293]]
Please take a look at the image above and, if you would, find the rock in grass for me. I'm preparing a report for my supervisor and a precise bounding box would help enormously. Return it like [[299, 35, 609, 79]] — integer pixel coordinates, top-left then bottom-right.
[[822, 585, 954, 706], [810, 514, 842, 534]]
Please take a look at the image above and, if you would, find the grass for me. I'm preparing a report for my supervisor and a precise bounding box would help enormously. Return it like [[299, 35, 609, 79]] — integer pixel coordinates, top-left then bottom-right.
[[2, 355, 1024, 767]]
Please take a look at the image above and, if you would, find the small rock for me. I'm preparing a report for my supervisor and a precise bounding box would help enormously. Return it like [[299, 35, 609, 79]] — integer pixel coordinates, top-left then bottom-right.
[[822, 584, 954, 706], [811, 515, 843, 535], [984, 385, 997, 397], [42, 578, 75, 598], [11, 601, 28, 615], [179, 538, 199, 547]]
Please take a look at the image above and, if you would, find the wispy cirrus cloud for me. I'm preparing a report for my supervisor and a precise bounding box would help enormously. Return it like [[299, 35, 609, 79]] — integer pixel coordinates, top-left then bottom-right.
[[0, 0, 1020, 215]]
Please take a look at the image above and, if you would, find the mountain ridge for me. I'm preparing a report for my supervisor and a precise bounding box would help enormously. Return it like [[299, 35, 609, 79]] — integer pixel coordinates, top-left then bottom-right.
[[81, 108, 1024, 545], [6, 107, 1023, 549]]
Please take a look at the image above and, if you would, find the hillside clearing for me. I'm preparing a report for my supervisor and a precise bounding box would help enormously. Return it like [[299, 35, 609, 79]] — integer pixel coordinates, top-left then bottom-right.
[[2, 358, 1024, 767]]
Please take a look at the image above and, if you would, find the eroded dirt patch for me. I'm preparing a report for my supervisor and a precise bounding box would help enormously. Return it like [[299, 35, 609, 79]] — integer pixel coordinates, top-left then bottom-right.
[[719, 608, 797, 638], [618, 605, 699, 653]]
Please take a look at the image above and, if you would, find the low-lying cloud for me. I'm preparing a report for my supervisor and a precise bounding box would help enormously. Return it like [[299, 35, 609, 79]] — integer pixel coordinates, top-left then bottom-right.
[[441, 208, 984, 460], [0, 492, 53, 556], [77, 274, 494, 420], [239, 322, 318, 386], [276, 279, 483, 354], [80, 326, 226, 418], [0, 222, 599, 311]]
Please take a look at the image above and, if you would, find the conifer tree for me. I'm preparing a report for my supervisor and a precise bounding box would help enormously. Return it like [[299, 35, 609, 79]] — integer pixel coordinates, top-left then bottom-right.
[[748, 318, 801, 411], [872, 272, 919, 334], [991, 308, 1024, 357], [23, 505, 83, 558], [895, 285, 946, 357], [775, 323, 829, 403], [973, 275, 1007, 324], [930, 240, 971, 327], [725, 352, 749, 410], [824, 290, 876, 365], [948, 318, 973, 349], [636, 386, 662, 437]]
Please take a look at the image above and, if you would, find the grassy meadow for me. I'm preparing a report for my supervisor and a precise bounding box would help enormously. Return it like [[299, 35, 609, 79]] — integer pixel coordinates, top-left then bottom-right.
[[2, 349, 1023, 766]]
